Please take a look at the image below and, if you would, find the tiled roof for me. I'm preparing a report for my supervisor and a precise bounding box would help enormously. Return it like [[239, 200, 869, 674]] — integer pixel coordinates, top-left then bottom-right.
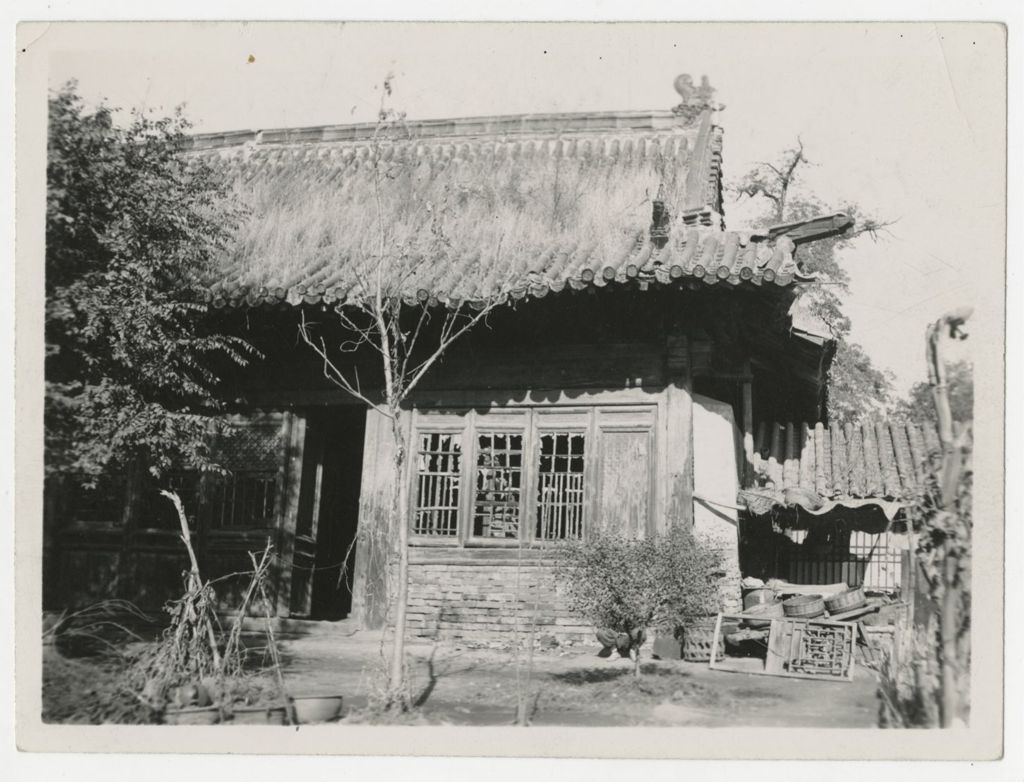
[[189, 109, 852, 310], [206, 221, 853, 309], [744, 419, 941, 509]]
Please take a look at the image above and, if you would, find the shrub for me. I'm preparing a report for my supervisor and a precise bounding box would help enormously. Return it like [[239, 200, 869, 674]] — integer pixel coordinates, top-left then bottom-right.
[[555, 526, 723, 676]]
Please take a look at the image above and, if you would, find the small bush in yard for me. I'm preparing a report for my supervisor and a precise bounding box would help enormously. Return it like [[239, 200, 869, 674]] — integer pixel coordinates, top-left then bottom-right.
[[556, 526, 723, 677]]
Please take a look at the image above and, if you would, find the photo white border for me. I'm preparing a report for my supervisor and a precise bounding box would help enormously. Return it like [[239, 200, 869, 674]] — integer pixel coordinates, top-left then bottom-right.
[[5, 2, 1021, 778]]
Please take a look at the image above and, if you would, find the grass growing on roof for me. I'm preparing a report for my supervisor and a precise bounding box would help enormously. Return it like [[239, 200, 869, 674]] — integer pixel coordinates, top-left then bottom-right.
[[204, 132, 695, 299]]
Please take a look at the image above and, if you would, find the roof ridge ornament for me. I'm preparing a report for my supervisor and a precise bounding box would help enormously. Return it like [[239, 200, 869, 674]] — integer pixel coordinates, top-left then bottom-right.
[[671, 74, 725, 123], [650, 185, 671, 248]]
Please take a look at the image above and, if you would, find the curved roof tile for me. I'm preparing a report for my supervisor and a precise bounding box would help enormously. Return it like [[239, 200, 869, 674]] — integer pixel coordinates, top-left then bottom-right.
[[745, 419, 942, 511]]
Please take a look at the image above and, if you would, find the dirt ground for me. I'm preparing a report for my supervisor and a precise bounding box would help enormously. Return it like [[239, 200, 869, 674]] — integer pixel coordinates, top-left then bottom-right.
[[42, 626, 882, 727], [275, 630, 882, 728]]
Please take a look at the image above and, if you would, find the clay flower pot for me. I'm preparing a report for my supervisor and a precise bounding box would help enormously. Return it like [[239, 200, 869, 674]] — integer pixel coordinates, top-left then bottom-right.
[[230, 705, 288, 725], [163, 705, 221, 725]]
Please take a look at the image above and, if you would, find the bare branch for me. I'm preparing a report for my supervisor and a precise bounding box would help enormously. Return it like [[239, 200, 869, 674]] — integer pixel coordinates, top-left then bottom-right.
[[298, 310, 389, 415], [846, 216, 900, 242], [737, 183, 781, 205], [403, 297, 506, 398], [774, 139, 807, 221], [397, 302, 434, 382]]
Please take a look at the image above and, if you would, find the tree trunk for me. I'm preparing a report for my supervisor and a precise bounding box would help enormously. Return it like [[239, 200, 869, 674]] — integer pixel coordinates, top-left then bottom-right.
[[633, 645, 641, 679], [925, 311, 970, 728], [513, 533, 528, 726], [387, 415, 411, 709], [939, 551, 960, 727]]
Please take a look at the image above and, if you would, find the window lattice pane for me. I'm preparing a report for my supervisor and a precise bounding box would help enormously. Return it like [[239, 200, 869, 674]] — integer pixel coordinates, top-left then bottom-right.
[[414, 432, 461, 537], [210, 473, 278, 528], [536, 432, 586, 540], [473, 433, 523, 539], [213, 424, 283, 472]]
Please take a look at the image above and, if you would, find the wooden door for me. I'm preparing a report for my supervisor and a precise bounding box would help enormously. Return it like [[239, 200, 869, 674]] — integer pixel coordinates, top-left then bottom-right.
[[287, 421, 324, 617], [595, 407, 656, 538]]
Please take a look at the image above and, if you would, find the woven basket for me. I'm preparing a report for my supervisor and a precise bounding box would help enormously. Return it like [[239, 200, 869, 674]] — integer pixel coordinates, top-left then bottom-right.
[[825, 587, 867, 614], [783, 594, 826, 619], [681, 621, 725, 662]]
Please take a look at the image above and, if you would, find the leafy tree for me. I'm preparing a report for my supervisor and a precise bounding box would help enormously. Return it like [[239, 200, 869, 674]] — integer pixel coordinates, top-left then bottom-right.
[[730, 139, 896, 423], [893, 360, 973, 426], [829, 341, 897, 424], [556, 528, 722, 678], [46, 83, 256, 485]]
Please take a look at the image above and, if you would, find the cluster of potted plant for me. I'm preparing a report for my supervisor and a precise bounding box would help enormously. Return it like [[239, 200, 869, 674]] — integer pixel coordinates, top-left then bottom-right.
[[132, 493, 345, 726], [158, 679, 344, 726]]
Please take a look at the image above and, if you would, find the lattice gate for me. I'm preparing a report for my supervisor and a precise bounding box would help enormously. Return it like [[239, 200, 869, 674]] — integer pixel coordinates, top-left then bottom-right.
[[785, 526, 906, 593]]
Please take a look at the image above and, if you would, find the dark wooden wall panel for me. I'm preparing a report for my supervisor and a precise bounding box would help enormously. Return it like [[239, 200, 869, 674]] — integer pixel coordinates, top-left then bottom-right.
[[418, 342, 666, 394], [57, 548, 122, 609], [129, 550, 189, 611]]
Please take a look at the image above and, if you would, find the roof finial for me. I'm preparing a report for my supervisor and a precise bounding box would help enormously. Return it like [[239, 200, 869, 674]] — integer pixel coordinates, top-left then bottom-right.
[[672, 74, 724, 123]]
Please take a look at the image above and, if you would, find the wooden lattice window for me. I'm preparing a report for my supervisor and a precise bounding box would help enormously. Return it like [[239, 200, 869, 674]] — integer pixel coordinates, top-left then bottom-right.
[[413, 432, 461, 537], [206, 417, 284, 529], [209, 473, 278, 528], [473, 433, 523, 539], [536, 432, 586, 540]]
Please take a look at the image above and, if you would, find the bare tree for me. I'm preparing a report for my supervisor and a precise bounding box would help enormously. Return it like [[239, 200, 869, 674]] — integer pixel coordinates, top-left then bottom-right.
[[731, 139, 899, 422], [736, 138, 810, 224], [297, 83, 515, 711]]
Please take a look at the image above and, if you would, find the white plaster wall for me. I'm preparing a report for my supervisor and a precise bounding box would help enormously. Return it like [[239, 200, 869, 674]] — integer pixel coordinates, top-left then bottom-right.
[[692, 394, 743, 612]]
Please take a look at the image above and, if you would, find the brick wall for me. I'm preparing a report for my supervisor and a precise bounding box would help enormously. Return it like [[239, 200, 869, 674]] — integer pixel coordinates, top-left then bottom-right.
[[405, 561, 593, 644]]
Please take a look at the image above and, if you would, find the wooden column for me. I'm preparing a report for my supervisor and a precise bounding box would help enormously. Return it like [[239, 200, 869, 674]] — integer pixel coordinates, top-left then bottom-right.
[[350, 406, 402, 630], [274, 411, 306, 618], [742, 370, 754, 488], [664, 334, 694, 530]]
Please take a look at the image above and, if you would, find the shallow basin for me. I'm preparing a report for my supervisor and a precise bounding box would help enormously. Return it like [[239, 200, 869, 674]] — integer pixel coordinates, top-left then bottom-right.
[[291, 695, 344, 724]]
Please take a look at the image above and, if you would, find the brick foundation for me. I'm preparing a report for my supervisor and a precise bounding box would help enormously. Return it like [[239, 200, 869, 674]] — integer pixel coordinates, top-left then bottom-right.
[[404, 562, 593, 644]]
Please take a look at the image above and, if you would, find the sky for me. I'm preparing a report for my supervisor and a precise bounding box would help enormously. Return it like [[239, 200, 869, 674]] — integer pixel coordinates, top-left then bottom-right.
[[44, 21, 1005, 394]]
